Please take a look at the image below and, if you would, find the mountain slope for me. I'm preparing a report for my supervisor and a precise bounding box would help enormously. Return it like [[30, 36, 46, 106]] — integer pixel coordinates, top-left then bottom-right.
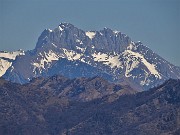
[[25, 75, 138, 101], [0, 77, 179, 135], [2, 22, 180, 90], [66, 79, 180, 135], [0, 50, 24, 77]]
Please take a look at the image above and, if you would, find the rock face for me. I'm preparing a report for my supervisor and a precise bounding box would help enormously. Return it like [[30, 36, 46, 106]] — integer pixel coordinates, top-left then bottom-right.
[[0, 76, 179, 135], [1, 22, 180, 90]]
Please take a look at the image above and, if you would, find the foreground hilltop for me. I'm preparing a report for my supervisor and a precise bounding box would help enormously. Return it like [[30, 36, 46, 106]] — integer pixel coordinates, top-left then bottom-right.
[[0, 76, 179, 135]]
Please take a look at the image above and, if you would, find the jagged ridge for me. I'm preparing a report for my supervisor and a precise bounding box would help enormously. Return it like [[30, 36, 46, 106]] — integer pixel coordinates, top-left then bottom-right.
[[1, 22, 180, 90]]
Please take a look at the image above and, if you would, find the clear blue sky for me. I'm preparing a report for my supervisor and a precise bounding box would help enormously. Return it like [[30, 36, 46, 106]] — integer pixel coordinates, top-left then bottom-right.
[[0, 0, 180, 66]]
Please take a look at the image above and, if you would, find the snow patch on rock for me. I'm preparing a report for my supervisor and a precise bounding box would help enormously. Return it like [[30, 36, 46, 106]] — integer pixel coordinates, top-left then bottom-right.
[[0, 50, 25, 76], [92, 52, 122, 68], [85, 31, 96, 39], [0, 50, 24, 60], [0, 58, 12, 76], [124, 50, 161, 79], [32, 50, 59, 70], [62, 48, 83, 61], [58, 26, 64, 31], [76, 46, 86, 53]]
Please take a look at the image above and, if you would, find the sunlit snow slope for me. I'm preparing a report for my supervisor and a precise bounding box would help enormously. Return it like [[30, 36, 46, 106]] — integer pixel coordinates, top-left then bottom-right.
[[0, 50, 24, 76]]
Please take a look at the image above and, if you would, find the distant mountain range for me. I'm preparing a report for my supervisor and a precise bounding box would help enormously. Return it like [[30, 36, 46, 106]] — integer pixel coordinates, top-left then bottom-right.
[[0, 22, 180, 90], [0, 76, 179, 135]]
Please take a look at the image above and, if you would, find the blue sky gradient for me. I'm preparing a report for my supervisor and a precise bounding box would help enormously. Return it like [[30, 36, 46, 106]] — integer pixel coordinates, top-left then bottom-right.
[[0, 0, 180, 66]]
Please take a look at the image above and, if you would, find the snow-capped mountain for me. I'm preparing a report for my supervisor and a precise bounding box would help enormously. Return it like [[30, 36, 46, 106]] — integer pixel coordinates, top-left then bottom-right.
[[0, 50, 24, 77], [2, 22, 180, 90]]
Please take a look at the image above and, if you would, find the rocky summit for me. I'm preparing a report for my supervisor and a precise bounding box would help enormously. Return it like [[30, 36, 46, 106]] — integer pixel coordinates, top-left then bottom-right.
[[1, 22, 180, 90]]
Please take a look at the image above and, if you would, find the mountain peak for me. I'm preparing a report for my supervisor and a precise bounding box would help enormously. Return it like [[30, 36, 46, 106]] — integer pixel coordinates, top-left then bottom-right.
[[2, 22, 180, 90], [59, 22, 73, 26], [58, 22, 75, 29]]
